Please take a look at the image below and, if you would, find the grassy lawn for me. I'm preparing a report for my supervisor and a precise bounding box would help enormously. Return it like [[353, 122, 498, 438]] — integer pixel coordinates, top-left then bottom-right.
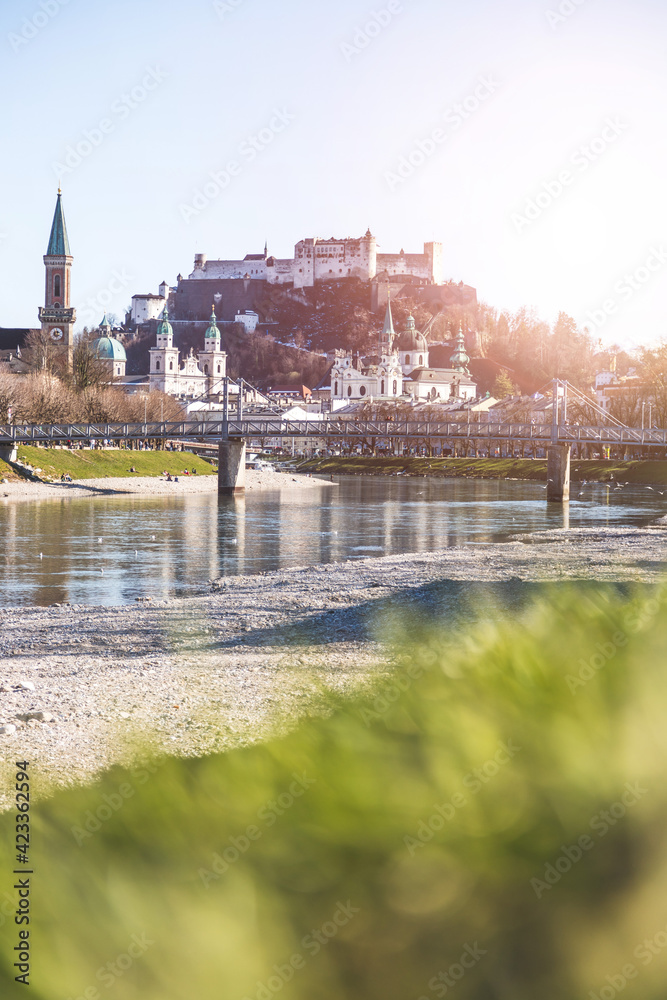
[[0, 456, 22, 481], [16, 446, 216, 480], [299, 455, 667, 484]]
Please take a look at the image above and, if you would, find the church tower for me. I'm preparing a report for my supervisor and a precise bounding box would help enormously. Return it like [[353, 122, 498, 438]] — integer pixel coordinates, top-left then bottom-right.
[[149, 307, 180, 393], [198, 305, 227, 392], [379, 294, 396, 356], [38, 188, 76, 369]]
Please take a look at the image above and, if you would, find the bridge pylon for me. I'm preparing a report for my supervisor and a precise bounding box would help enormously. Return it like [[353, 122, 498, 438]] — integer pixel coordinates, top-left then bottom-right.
[[218, 440, 246, 495], [547, 444, 571, 502]]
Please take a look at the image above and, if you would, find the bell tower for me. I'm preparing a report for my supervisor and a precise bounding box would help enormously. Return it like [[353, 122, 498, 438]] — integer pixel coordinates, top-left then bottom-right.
[[38, 188, 76, 369]]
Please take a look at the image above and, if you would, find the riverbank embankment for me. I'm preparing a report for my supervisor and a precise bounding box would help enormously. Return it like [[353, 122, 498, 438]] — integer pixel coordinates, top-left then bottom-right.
[[0, 446, 334, 501], [298, 455, 667, 485], [0, 524, 665, 807]]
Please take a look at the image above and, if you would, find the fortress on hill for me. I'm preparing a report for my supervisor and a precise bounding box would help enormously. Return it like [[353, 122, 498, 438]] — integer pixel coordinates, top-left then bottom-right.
[[130, 231, 457, 327], [189, 231, 442, 289]]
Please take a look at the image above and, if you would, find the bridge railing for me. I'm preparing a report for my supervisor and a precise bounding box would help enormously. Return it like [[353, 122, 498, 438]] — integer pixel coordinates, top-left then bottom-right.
[[1, 419, 666, 449]]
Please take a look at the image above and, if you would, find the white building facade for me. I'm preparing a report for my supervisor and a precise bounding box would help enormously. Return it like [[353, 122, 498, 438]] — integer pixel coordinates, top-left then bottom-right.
[[149, 306, 227, 398], [330, 306, 477, 405], [187, 231, 443, 289]]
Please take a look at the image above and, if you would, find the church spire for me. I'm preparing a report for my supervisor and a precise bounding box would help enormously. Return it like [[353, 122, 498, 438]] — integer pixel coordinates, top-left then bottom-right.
[[450, 323, 470, 373], [381, 296, 396, 353], [47, 189, 71, 257], [205, 304, 221, 341]]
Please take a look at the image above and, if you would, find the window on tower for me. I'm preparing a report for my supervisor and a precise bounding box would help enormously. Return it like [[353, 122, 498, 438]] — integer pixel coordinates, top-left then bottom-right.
[[54, 275, 61, 298], [169, 361, 174, 371], [204, 364, 209, 374], [156, 360, 160, 371]]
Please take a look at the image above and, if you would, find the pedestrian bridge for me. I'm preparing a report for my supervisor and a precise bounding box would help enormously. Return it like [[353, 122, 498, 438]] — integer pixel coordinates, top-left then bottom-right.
[[1, 417, 666, 450], [2, 416, 665, 503]]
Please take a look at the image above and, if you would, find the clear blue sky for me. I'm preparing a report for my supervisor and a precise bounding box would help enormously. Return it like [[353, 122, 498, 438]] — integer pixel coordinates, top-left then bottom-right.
[[1, 0, 666, 347]]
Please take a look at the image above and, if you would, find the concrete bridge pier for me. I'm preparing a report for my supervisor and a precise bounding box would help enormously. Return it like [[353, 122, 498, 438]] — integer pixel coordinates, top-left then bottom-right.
[[547, 444, 571, 502], [218, 440, 246, 495], [0, 444, 18, 464]]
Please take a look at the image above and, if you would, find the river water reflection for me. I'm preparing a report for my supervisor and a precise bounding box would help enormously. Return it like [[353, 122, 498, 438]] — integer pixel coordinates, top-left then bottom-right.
[[0, 476, 664, 607]]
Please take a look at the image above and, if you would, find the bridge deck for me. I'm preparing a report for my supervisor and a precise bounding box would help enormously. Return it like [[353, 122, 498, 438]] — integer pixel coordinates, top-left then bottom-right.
[[1, 419, 666, 449]]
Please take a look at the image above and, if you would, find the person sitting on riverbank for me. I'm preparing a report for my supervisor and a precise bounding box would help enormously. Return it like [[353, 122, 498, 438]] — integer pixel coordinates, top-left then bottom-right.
[[60, 473, 72, 483], [166, 473, 173, 482]]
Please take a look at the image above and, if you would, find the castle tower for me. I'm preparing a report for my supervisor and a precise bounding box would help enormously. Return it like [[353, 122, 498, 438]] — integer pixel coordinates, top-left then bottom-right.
[[38, 188, 76, 369], [362, 228, 377, 280], [149, 307, 180, 393], [198, 304, 227, 391]]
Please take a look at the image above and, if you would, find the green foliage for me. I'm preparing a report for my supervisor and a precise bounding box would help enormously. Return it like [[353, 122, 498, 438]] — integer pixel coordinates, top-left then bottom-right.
[[16, 446, 216, 479], [300, 455, 667, 484], [2, 585, 667, 998], [491, 370, 515, 398]]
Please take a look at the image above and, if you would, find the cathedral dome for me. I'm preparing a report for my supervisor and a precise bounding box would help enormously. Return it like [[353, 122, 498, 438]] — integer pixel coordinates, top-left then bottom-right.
[[92, 313, 126, 361], [396, 315, 428, 353], [92, 336, 127, 361]]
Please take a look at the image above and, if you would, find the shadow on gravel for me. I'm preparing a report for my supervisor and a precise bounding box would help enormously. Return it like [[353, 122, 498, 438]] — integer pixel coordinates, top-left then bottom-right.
[[213, 578, 637, 650]]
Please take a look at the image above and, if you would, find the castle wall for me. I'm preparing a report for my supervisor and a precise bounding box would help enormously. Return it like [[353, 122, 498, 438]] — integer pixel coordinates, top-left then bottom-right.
[[173, 278, 267, 322], [293, 235, 376, 288], [190, 259, 270, 280], [179, 236, 443, 295]]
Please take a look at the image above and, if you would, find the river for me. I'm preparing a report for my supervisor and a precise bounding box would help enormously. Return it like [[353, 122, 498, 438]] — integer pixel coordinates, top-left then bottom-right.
[[0, 476, 664, 607]]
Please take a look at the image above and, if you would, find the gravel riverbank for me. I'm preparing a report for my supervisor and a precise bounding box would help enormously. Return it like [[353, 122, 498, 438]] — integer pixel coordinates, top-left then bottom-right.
[[0, 467, 334, 502], [1, 524, 666, 808]]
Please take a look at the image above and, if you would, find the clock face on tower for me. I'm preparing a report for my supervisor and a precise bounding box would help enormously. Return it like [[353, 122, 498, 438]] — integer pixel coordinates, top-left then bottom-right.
[[50, 328, 64, 342]]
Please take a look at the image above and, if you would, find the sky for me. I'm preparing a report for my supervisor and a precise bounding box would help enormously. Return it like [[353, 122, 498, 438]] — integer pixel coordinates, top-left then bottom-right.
[[1, 0, 666, 348]]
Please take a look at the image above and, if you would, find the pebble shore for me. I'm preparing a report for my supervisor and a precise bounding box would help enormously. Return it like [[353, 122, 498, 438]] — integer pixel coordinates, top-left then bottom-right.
[[0, 467, 334, 503], [1, 523, 666, 809]]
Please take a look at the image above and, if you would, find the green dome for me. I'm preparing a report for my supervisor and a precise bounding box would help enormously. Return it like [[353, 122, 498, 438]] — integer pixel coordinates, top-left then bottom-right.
[[205, 305, 220, 340], [157, 306, 173, 338], [450, 325, 470, 372], [92, 336, 127, 361]]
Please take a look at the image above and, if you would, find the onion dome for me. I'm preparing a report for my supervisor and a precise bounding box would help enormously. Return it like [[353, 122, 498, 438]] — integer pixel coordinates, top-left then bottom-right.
[[205, 305, 221, 340], [156, 306, 173, 338], [450, 324, 470, 372]]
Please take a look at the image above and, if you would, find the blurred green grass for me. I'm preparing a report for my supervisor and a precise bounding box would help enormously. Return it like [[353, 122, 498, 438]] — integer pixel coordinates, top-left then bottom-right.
[[2, 582, 667, 999]]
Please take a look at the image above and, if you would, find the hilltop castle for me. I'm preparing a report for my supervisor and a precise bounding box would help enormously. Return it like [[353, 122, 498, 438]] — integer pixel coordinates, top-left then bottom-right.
[[130, 231, 446, 325], [189, 230, 443, 289]]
